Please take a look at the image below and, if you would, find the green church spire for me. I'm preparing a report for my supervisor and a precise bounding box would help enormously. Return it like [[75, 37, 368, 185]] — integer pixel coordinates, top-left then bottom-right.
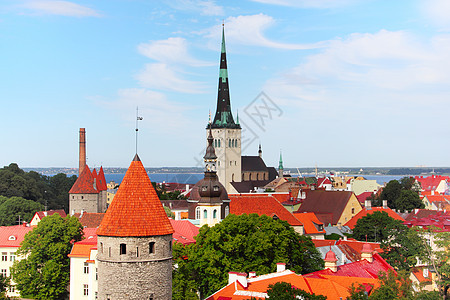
[[210, 24, 240, 129], [279, 151, 284, 170]]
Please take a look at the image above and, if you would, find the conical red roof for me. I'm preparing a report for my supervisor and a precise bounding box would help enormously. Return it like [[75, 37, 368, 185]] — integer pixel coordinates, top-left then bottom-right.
[[69, 165, 98, 194], [96, 154, 173, 237], [97, 166, 107, 191]]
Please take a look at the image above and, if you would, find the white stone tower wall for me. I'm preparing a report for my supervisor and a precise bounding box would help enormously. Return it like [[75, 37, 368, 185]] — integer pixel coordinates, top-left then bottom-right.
[[69, 193, 98, 214], [210, 128, 241, 193], [97, 234, 173, 300]]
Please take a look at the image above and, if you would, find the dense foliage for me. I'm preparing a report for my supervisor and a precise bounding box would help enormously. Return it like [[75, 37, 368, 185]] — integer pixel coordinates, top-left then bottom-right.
[[265, 282, 327, 300], [0, 163, 76, 212], [352, 211, 426, 271], [11, 214, 83, 300], [173, 214, 324, 299], [370, 177, 423, 211], [0, 196, 44, 226], [0, 274, 9, 299]]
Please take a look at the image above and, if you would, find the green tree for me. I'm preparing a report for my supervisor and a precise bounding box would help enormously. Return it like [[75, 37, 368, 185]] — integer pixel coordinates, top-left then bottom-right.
[[0, 274, 10, 299], [0, 196, 44, 226], [11, 214, 83, 300], [172, 243, 198, 300], [352, 212, 425, 271], [369, 270, 413, 300], [175, 214, 324, 298], [348, 282, 370, 300], [266, 282, 327, 300], [372, 178, 424, 211], [164, 205, 175, 218]]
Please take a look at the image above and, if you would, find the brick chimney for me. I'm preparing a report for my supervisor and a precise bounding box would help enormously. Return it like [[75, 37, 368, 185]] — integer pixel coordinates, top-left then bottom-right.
[[382, 200, 388, 209], [79, 128, 86, 176], [277, 263, 286, 272], [365, 199, 372, 210], [361, 243, 373, 263], [324, 249, 338, 272]]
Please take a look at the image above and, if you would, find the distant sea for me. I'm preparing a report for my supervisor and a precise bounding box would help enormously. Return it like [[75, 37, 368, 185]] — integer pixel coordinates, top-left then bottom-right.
[[104, 173, 404, 185]]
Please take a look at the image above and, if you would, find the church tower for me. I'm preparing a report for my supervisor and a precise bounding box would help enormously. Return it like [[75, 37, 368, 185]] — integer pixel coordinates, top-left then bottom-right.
[[278, 151, 284, 178], [96, 154, 174, 300], [209, 25, 241, 193]]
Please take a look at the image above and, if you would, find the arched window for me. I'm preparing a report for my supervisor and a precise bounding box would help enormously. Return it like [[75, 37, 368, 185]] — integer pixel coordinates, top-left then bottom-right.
[[203, 209, 207, 219], [232, 173, 235, 182], [196, 207, 200, 219], [214, 139, 217, 147], [213, 209, 217, 219], [225, 206, 230, 217], [218, 139, 221, 147], [229, 139, 231, 147]]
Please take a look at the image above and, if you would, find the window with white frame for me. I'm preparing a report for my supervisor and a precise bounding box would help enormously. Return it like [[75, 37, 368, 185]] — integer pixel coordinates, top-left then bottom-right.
[[9, 252, 15, 262], [83, 284, 88, 296], [0, 269, 6, 277], [83, 263, 89, 274], [1, 253, 6, 261], [196, 207, 200, 219]]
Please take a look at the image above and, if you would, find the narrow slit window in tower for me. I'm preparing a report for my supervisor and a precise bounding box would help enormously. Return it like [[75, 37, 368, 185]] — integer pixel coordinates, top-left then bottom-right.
[[149, 242, 155, 254], [120, 243, 126, 255]]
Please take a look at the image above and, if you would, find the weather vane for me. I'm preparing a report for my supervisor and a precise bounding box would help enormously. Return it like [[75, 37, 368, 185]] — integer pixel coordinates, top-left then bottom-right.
[[135, 107, 143, 154]]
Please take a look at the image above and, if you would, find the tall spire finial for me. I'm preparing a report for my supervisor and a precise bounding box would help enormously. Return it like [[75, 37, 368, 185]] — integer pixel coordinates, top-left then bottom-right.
[[135, 107, 143, 154], [208, 110, 212, 124]]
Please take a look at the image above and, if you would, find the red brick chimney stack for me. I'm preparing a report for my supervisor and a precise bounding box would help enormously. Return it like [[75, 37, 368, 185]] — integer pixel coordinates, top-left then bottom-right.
[[79, 128, 86, 176]]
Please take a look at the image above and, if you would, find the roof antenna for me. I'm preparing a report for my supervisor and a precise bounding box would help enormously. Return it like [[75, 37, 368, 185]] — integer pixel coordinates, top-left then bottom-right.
[[135, 107, 143, 154]]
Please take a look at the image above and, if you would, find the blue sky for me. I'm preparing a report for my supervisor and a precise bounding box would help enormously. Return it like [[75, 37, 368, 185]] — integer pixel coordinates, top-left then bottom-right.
[[1, 0, 450, 168]]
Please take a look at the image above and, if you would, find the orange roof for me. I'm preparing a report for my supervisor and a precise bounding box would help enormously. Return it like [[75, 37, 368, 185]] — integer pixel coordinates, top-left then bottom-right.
[[425, 194, 450, 203], [229, 194, 302, 226], [96, 154, 174, 237], [292, 212, 325, 234], [344, 207, 405, 229], [73, 212, 105, 228], [206, 269, 380, 300], [69, 165, 98, 194]]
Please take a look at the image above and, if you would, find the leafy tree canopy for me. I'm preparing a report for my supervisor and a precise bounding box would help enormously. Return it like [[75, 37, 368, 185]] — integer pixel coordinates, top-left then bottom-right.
[[265, 281, 327, 300], [0, 163, 76, 211], [11, 214, 83, 300], [371, 177, 423, 211], [173, 214, 324, 299], [0, 196, 44, 226], [352, 211, 426, 271]]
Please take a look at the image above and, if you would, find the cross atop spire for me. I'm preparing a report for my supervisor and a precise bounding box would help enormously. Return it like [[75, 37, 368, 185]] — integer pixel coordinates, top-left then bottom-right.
[[210, 24, 240, 129]]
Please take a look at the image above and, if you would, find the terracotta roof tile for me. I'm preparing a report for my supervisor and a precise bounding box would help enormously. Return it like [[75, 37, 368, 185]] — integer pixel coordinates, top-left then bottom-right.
[[292, 212, 325, 234], [0, 225, 33, 247], [96, 155, 174, 237], [73, 212, 105, 228], [35, 209, 66, 220], [97, 166, 108, 191], [69, 165, 98, 194], [170, 219, 199, 245], [229, 194, 302, 226]]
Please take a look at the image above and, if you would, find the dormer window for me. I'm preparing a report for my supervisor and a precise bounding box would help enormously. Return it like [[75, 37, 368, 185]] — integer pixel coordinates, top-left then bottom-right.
[[8, 236, 16, 241], [213, 186, 219, 192], [202, 186, 207, 192]]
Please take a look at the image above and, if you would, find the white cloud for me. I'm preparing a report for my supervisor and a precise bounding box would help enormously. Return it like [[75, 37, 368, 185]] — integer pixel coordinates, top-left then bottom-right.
[[136, 63, 207, 94], [168, 0, 224, 16], [420, 0, 450, 30], [137, 37, 213, 66], [21, 0, 100, 17], [264, 29, 450, 104], [249, 0, 356, 8], [206, 14, 324, 49]]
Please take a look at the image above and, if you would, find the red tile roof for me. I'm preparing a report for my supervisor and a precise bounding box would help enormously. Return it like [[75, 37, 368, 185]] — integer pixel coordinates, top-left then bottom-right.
[[344, 207, 405, 229], [206, 269, 381, 300], [34, 209, 66, 220], [313, 239, 383, 255], [69, 165, 98, 194], [229, 194, 302, 226], [305, 253, 394, 279], [170, 219, 199, 245], [415, 175, 449, 191], [356, 192, 373, 203], [96, 154, 174, 237], [97, 166, 108, 191], [292, 212, 325, 234], [73, 212, 105, 228], [0, 225, 33, 247]]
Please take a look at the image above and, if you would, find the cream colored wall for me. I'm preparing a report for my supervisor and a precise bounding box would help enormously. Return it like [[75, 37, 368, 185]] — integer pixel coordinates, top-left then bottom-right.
[[69, 255, 90, 300], [87, 249, 98, 300], [337, 193, 363, 225], [30, 214, 41, 226], [0, 247, 20, 298], [211, 128, 241, 194], [350, 180, 380, 196], [199, 204, 222, 227]]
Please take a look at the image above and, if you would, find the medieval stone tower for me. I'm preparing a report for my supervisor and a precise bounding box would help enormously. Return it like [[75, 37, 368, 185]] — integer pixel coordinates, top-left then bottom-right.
[[209, 25, 241, 194], [96, 154, 174, 300]]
